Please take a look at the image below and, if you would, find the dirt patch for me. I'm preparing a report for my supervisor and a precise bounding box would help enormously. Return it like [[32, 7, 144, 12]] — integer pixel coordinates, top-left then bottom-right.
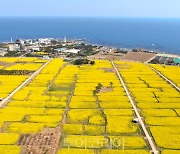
[[88, 52, 124, 61], [98, 68, 115, 72], [122, 52, 156, 62], [18, 126, 61, 154], [0, 61, 10, 66], [100, 87, 113, 93], [115, 63, 131, 70]]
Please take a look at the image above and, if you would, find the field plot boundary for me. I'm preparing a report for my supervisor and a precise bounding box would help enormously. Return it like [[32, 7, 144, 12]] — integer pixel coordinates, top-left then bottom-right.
[[112, 61, 158, 154], [148, 64, 180, 92], [0, 59, 52, 108], [56, 71, 78, 153]]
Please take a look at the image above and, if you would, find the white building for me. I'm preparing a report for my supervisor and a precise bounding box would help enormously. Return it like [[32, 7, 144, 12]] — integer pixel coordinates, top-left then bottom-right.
[[8, 44, 20, 51], [37, 38, 51, 45], [63, 49, 80, 54]]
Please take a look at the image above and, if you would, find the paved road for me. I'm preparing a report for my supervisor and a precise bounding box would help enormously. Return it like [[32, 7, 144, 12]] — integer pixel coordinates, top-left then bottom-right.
[[148, 64, 180, 92], [0, 59, 52, 108], [112, 61, 159, 154]]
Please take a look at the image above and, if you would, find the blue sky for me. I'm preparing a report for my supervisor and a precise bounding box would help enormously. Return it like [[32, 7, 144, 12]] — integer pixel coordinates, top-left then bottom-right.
[[0, 0, 180, 18]]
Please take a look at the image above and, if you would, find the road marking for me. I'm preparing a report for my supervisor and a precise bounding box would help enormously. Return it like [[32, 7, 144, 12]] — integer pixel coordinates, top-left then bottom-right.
[[0, 59, 52, 108], [148, 64, 180, 92], [112, 61, 159, 154]]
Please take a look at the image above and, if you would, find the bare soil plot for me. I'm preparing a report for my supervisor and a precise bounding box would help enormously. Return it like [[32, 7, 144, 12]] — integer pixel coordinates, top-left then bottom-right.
[[19, 126, 61, 154], [122, 52, 156, 62], [100, 87, 113, 93], [88, 52, 124, 60]]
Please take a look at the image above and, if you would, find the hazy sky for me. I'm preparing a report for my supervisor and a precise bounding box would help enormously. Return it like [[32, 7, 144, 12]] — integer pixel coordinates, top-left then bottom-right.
[[0, 0, 180, 18]]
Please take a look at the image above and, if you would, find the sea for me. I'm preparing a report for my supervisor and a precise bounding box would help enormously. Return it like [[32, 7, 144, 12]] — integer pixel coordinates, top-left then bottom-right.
[[0, 17, 180, 55]]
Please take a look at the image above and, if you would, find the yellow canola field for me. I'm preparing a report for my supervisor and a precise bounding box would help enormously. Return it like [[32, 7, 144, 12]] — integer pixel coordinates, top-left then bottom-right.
[[107, 116, 138, 135], [0, 59, 160, 153], [0, 75, 28, 98], [67, 109, 104, 125], [100, 150, 149, 154], [145, 117, 180, 126], [5, 63, 43, 71], [0, 58, 20, 63], [58, 149, 149, 154], [6, 122, 45, 133], [0, 113, 25, 122], [62, 124, 82, 135], [150, 126, 180, 149], [27, 115, 62, 123], [70, 101, 98, 109], [16, 57, 38, 62], [115, 61, 180, 151], [138, 103, 180, 109], [0, 122, 4, 128], [0, 59, 68, 136], [141, 109, 177, 117], [58, 149, 94, 154], [0, 133, 19, 144], [161, 150, 180, 154], [0, 106, 44, 115], [0, 145, 21, 154], [150, 64, 180, 87], [84, 125, 105, 136], [60, 60, 147, 152], [104, 109, 133, 116]]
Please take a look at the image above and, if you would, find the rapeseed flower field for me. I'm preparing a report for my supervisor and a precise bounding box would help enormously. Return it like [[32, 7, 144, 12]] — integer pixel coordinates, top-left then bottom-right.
[[0, 58, 179, 153], [115, 61, 180, 152]]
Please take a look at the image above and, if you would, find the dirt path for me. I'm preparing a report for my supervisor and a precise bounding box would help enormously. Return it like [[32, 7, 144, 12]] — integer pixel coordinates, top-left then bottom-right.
[[54, 73, 78, 153], [112, 61, 159, 154]]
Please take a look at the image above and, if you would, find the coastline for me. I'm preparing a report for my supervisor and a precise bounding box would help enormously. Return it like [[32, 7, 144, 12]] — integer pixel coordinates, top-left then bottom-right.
[[86, 40, 180, 57], [1, 37, 180, 58]]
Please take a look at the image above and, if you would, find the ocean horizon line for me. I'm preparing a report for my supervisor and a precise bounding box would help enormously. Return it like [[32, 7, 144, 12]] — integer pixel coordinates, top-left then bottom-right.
[[0, 16, 180, 19]]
